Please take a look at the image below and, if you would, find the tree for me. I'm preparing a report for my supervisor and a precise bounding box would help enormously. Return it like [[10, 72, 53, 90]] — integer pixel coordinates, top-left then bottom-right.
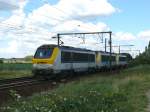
[[148, 41, 150, 49], [133, 41, 150, 65], [145, 46, 148, 52], [0, 59, 3, 64], [24, 55, 33, 61]]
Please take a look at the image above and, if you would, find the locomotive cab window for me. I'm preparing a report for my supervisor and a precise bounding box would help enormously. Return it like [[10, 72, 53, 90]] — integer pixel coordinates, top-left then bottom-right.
[[34, 48, 54, 59]]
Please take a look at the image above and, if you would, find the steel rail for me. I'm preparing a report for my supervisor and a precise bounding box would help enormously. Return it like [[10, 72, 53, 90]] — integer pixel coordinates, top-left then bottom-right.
[[0, 77, 34, 84], [0, 78, 45, 90]]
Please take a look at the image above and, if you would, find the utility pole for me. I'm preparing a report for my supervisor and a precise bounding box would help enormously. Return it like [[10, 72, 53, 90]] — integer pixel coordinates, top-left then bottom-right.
[[105, 38, 107, 52], [109, 32, 112, 70], [55, 31, 112, 69], [57, 33, 60, 46], [119, 45, 134, 54], [119, 45, 120, 54], [57, 31, 112, 47], [106, 44, 134, 54], [121, 50, 140, 55]]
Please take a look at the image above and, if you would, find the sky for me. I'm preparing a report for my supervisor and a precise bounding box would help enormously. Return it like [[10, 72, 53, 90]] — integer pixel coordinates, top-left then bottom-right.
[[0, 0, 150, 58]]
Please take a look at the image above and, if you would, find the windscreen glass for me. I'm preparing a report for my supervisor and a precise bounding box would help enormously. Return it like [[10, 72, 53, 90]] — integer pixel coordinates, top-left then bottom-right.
[[34, 48, 53, 58]]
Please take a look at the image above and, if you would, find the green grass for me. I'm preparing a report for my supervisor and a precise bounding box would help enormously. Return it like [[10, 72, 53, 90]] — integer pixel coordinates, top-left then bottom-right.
[[0, 71, 33, 80], [0, 63, 32, 79], [0, 63, 32, 71], [2, 65, 150, 112]]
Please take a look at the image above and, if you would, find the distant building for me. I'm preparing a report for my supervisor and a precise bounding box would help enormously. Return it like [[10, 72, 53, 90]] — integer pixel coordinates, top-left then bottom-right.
[[2, 58, 31, 63]]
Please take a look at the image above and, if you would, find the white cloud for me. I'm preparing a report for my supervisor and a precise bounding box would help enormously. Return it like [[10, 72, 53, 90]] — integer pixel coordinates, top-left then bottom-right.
[[0, 0, 27, 11], [55, 0, 117, 17], [114, 32, 136, 41], [26, 0, 117, 26], [0, 40, 18, 53], [138, 30, 150, 39], [0, 0, 19, 11], [1, 0, 28, 26], [0, 0, 118, 58], [52, 20, 109, 32]]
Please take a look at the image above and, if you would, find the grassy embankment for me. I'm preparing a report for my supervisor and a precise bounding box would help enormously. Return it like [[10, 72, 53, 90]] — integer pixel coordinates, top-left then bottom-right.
[[0, 63, 32, 79], [1, 65, 150, 112]]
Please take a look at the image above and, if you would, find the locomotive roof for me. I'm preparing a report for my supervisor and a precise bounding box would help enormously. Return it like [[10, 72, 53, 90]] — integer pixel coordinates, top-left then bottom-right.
[[60, 46, 94, 52], [96, 51, 116, 55], [38, 44, 126, 56], [39, 44, 94, 52]]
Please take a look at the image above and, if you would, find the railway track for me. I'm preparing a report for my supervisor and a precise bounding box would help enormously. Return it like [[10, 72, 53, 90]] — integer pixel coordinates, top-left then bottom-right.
[[0, 77, 33, 84], [0, 77, 45, 90], [0, 68, 122, 91]]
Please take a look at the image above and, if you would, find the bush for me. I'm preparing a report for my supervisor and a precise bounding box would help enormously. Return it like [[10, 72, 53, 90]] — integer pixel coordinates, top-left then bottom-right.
[[131, 41, 150, 66], [0, 60, 3, 64], [1, 90, 127, 112], [0, 63, 32, 71]]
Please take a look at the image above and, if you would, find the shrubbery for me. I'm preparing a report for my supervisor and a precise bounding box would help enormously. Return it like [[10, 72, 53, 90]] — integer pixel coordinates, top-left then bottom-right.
[[0, 63, 32, 71], [0, 60, 3, 64], [2, 90, 127, 112], [1, 66, 150, 112], [130, 41, 150, 66]]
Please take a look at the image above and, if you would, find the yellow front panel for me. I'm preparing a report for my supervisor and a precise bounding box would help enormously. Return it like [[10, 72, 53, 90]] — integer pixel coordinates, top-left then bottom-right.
[[96, 52, 101, 64], [32, 47, 59, 64], [116, 54, 119, 64]]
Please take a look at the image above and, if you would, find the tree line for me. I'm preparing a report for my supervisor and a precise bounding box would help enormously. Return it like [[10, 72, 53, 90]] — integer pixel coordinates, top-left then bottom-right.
[[131, 41, 150, 65]]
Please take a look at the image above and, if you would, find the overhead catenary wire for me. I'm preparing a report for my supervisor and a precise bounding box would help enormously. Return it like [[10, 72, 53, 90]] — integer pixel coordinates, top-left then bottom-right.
[[0, 1, 111, 49], [37, 0, 100, 31], [28, 2, 106, 45]]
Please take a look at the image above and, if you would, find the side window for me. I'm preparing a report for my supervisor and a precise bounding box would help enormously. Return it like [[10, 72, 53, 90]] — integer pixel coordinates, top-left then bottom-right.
[[112, 56, 116, 61], [101, 55, 109, 62], [101, 55, 116, 62], [119, 57, 126, 61], [61, 51, 95, 63], [88, 54, 95, 62], [72, 53, 88, 62], [61, 51, 71, 63], [72, 53, 95, 63], [72, 53, 79, 62]]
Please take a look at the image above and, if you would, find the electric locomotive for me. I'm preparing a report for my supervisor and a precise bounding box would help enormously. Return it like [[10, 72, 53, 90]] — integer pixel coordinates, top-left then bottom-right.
[[32, 44, 129, 78], [32, 44, 96, 78]]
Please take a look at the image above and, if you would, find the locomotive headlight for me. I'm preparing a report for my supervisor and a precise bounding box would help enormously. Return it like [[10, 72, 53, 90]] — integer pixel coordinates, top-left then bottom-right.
[[33, 64, 53, 69], [33, 64, 37, 67]]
